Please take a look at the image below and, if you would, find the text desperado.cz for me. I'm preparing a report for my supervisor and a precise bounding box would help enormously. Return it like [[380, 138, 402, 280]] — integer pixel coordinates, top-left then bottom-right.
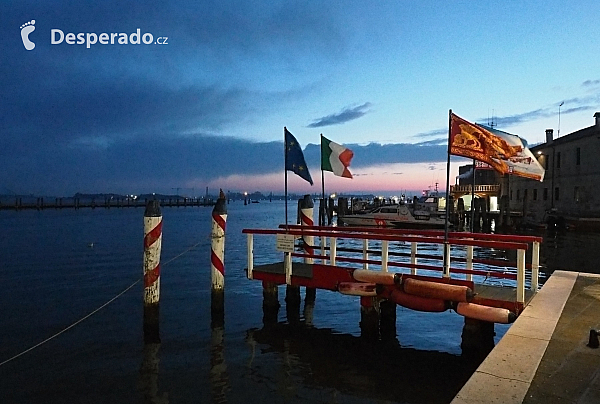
[[51, 29, 168, 48]]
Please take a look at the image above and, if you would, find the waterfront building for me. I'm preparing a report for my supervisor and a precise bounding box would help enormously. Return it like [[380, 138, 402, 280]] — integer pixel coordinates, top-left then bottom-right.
[[507, 112, 600, 229], [451, 112, 600, 230]]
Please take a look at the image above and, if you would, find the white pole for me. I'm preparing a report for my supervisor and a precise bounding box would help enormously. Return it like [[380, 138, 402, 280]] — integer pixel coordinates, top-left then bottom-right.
[[381, 240, 389, 272], [411, 242, 417, 275], [466, 244, 473, 282], [532, 241, 540, 291], [247, 233, 254, 280], [330, 237, 337, 266], [363, 239, 369, 270], [517, 249, 526, 303]]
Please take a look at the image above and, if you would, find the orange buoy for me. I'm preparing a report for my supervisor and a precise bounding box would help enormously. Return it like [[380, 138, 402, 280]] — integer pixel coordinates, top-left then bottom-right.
[[389, 289, 449, 312], [352, 269, 400, 285], [402, 278, 474, 302], [338, 282, 378, 297], [455, 302, 516, 324]]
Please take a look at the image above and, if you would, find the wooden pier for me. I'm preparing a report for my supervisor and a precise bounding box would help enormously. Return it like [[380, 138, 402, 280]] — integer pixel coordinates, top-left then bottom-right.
[[242, 225, 542, 325]]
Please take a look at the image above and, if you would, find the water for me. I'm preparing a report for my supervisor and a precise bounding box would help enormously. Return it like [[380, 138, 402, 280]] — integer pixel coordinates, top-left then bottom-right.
[[1, 201, 599, 403]]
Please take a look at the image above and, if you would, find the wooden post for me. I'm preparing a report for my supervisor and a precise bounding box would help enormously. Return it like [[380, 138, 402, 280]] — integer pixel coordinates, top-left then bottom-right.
[[262, 281, 280, 326], [299, 195, 316, 304], [379, 299, 396, 341], [211, 190, 227, 323], [360, 296, 380, 341], [460, 317, 495, 360], [143, 200, 162, 344]]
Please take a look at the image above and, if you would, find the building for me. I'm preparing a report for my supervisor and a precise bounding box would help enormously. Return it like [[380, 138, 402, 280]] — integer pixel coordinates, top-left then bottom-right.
[[507, 112, 600, 229]]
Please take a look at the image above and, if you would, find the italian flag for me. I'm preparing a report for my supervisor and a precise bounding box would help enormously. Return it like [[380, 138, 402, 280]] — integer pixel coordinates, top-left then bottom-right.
[[321, 135, 354, 178]]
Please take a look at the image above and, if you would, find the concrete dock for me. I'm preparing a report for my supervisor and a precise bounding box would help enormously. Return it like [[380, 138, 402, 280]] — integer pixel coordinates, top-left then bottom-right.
[[452, 270, 600, 404]]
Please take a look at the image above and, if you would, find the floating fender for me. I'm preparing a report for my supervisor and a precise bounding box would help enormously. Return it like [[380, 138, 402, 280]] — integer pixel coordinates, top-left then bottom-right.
[[455, 302, 516, 324], [389, 289, 448, 312], [402, 278, 474, 302], [352, 269, 400, 285], [338, 282, 378, 297]]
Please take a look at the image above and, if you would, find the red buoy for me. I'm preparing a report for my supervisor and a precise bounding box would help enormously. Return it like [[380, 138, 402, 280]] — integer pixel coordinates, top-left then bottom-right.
[[455, 302, 516, 324], [338, 282, 378, 297], [402, 278, 474, 302], [389, 289, 449, 312], [352, 269, 400, 285]]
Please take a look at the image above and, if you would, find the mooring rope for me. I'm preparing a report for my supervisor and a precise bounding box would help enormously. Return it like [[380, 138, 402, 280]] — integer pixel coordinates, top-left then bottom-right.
[[0, 240, 203, 367]]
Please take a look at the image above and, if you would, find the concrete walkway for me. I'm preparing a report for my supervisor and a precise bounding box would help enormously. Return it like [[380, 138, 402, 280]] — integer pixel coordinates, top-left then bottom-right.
[[451, 270, 600, 404]]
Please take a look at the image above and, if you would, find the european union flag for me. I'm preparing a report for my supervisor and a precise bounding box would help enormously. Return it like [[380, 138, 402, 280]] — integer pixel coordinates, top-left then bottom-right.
[[284, 127, 313, 185]]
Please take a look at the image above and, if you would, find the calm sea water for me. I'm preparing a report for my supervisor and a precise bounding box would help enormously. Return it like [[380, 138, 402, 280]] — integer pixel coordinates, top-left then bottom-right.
[[1, 200, 599, 403]]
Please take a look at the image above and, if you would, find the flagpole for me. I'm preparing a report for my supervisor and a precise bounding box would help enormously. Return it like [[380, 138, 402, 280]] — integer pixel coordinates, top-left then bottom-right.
[[320, 134, 325, 226], [284, 127, 289, 228], [471, 158, 476, 229], [443, 110, 452, 277]]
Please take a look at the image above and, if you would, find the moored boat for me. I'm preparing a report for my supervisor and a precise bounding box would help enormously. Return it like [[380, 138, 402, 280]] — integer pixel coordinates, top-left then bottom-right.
[[338, 202, 449, 229]]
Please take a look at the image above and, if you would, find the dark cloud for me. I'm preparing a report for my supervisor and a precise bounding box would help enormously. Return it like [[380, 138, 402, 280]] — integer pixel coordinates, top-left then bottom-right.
[[307, 103, 372, 128], [582, 79, 600, 88]]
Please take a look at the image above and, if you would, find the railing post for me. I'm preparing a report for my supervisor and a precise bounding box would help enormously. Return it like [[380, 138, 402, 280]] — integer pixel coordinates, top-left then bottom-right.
[[517, 249, 526, 304], [330, 237, 337, 266], [381, 240, 389, 272], [247, 233, 254, 280], [442, 242, 451, 278], [410, 242, 417, 275], [321, 236, 328, 264], [285, 252, 292, 285], [363, 239, 369, 270], [532, 241, 540, 292], [466, 244, 473, 282]]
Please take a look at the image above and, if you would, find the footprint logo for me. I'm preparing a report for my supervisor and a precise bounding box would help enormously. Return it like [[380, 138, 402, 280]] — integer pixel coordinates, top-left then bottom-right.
[[20, 20, 36, 51]]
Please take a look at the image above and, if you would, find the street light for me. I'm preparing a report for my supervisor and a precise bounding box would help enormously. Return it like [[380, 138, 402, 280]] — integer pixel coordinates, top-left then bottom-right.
[[558, 101, 564, 137]]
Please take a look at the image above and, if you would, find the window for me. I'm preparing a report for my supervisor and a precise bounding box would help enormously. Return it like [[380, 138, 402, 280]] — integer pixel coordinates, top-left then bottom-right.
[[524, 189, 528, 201], [556, 152, 561, 168], [533, 189, 538, 201], [543, 188, 548, 200], [555, 187, 560, 201], [574, 187, 580, 203], [516, 190, 520, 201], [576, 147, 581, 165], [510, 190, 513, 200]]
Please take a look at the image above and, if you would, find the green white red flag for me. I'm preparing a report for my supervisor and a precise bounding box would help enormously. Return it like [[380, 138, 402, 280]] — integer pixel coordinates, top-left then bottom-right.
[[321, 135, 354, 178]]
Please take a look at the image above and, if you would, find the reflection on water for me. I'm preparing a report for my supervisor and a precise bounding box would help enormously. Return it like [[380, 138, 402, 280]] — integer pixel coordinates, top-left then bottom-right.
[[245, 321, 482, 404], [1, 201, 599, 403], [537, 229, 600, 275]]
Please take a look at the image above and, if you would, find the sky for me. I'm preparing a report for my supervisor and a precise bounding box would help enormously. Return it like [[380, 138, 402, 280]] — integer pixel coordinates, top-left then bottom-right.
[[2, 0, 600, 197]]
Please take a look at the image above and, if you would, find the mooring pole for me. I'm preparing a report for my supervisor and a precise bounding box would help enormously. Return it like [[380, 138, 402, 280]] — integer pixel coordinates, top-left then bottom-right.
[[143, 200, 162, 344], [211, 190, 228, 325], [299, 194, 316, 304]]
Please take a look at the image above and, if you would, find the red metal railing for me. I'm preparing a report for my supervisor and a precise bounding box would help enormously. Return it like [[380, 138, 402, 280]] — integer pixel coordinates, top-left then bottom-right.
[[242, 226, 541, 303]]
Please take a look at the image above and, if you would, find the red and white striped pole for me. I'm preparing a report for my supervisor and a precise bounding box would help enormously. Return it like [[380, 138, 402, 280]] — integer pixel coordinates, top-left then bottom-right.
[[143, 200, 162, 344], [300, 194, 316, 305], [211, 190, 227, 323]]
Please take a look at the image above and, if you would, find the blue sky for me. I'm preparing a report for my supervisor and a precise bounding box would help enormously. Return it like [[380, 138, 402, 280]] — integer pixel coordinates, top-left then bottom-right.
[[2, 1, 599, 196]]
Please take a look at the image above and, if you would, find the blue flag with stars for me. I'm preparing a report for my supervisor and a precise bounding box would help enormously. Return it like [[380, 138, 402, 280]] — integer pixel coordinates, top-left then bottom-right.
[[284, 127, 313, 185]]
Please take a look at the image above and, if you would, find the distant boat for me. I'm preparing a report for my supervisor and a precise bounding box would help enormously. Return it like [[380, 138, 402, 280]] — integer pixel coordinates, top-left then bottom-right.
[[339, 194, 449, 229], [251, 200, 260, 204]]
